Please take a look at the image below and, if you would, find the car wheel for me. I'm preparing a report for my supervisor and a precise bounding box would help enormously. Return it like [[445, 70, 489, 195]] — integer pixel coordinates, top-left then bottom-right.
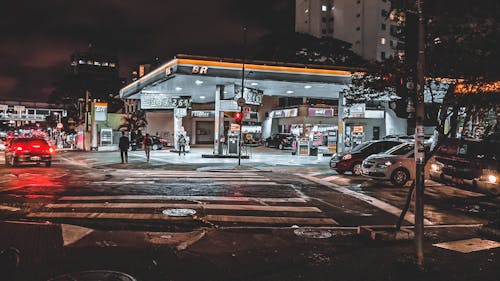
[[45, 161, 51, 167], [152, 144, 158, 150], [391, 168, 410, 187], [352, 163, 362, 176], [278, 143, 284, 150]]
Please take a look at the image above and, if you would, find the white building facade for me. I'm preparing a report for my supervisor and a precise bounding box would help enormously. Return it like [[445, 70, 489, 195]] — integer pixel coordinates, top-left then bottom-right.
[[295, 0, 394, 61]]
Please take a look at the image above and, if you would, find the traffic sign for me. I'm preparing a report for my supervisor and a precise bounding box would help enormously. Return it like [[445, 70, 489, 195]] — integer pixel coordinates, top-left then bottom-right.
[[237, 97, 246, 107]]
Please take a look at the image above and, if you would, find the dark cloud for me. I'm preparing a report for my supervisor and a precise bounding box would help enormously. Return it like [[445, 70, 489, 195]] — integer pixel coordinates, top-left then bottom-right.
[[0, 0, 293, 101]]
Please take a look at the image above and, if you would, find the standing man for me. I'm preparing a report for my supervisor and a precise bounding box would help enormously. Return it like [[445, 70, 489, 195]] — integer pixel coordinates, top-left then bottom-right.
[[178, 134, 187, 157], [119, 131, 130, 163], [143, 133, 153, 162]]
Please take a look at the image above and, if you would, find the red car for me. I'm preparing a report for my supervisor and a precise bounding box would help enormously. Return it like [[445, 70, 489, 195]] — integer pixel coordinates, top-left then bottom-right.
[[329, 140, 403, 175], [5, 138, 54, 167]]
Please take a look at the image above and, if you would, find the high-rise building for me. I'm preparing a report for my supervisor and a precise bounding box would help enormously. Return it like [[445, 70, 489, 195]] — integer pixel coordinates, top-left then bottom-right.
[[295, 0, 394, 61]]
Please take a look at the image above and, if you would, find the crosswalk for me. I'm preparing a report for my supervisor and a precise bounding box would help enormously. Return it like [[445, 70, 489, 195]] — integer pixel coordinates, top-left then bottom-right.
[[25, 170, 338, 229]]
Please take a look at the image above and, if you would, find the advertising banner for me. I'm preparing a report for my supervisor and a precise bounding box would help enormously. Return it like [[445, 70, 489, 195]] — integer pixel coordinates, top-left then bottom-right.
[[271, 108, 298, 118], [235, 85, 264, 105], [93, 102, 108, 121], [308, 107, 337, 117]]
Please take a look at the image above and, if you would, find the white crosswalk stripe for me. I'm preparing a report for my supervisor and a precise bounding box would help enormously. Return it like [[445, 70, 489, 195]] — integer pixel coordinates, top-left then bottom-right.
[[26, 194, 337, 226], [25, 170, 338, 227]]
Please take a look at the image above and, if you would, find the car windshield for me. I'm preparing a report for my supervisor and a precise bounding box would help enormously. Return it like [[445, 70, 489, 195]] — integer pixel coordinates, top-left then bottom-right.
[[350, 142, 373, 152], [386, 143, 413, 155]]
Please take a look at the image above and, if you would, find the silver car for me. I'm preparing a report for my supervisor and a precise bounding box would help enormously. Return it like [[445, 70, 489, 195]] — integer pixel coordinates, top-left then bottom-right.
[[361, 143, 415, 187]]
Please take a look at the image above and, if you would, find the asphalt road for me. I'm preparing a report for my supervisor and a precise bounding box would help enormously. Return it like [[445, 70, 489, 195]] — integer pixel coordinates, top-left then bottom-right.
[[0, 149, 498, 281]]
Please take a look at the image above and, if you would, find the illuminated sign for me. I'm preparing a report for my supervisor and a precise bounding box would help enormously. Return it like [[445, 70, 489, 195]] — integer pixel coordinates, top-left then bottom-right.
[[93, 102, 108, 121], [191, 111, 215, 118], [271, 108, 298, 118], [348, 104, 365, 118], [192, 65, 208, 75], [235, 85, 264, 105], [219, 100, 240, 112], [140, 94, 192, 109], [0, 104, 8, 111], [308, 107, 337, 117]]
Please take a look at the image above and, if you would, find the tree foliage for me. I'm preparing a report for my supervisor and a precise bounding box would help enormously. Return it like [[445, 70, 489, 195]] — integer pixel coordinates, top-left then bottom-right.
[[118, 110, 147, 133]]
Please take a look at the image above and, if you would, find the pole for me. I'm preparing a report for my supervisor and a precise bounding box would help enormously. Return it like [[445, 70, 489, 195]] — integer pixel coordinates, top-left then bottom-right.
[[83, 90, 90, 151], [238, 26, 247, 166], [414, 0, 426, 268]]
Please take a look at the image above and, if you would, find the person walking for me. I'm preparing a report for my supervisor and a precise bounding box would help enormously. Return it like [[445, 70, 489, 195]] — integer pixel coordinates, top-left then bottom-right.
[[118, 131, 130, 163], [143, 133, 153, 162], [178, 134, 187, 157]]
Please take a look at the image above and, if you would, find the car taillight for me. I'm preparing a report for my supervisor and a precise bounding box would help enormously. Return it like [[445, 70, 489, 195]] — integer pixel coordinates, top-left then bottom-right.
[[49, 147, 54, 153], [16, 146, 23, 151]]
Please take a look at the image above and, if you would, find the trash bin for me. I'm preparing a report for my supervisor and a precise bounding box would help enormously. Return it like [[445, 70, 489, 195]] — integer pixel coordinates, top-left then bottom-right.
[[310, 146, 318, 156]]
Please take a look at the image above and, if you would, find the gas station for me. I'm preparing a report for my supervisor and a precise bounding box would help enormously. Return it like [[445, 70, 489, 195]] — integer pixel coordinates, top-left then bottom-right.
[[119, 54, 390, 157]]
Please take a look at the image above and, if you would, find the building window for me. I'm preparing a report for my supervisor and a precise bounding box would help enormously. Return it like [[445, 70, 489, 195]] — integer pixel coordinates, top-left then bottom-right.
[[356, 13, 361, 18], [381, 37, 386, 45], [390, 40, 394, 47], [381, 23, 386, 30], [356, 27, 360, 31], [322, 29, 327, 34], [357, 0, 361, 4], [109, 63, 116, 68], [328, 17, 334, 22], [328, 28, 333, 34], [381, 52, 386, 60], [322, 5, 327, 12], [322, 17, 326, 23], [305, 9, 309, 13], [381, 9, 388, 17]]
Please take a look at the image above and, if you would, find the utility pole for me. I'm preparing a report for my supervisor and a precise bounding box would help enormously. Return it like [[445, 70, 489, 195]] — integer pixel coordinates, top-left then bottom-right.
[[238, 26, 247, 166], [414, 0, 426, 268]]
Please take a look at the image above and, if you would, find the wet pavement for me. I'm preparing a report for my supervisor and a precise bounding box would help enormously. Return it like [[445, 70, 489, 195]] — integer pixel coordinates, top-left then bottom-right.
[[0, 148, 498, 280]]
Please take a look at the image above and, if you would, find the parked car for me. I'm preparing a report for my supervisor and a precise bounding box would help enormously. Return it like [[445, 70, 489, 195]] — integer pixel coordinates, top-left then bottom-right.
[[265, 133, 294, 150], [330, 140, 403, 175], [361, 143, 416, 187], [130, 136, 167, 150], [430, 137, 499, 196], [5, 137, 54, 167]]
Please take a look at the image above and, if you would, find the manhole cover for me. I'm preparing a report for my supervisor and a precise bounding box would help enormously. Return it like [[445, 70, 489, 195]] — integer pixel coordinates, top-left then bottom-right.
[[293, 228, 333, 239], [162, 208, 197, 217], [48, 270, 136, 281]]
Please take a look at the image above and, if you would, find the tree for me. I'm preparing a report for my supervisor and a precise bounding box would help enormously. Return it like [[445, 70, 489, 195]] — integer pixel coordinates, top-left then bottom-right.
[[118, 110, 147, 133], [342, 0, 500, 143]]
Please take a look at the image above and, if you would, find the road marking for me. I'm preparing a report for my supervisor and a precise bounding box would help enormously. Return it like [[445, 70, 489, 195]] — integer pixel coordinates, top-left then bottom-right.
[[298, 174, 434, 225], [203, 215, 337, 225], [123, 177, 269, 181], [321, 175, 339, 181], [26, 212, 191, 220], [0, 205, 21, 211], [45, 203, 322, 213], [58, 195, 308, 203]]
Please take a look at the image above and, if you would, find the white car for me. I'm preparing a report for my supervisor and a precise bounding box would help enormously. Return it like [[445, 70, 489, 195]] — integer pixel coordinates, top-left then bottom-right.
[[361, 143, 416, 187]]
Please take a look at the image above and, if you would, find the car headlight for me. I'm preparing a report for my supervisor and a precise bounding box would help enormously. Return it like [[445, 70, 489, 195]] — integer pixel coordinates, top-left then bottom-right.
[[376, 161, 392, 168], [488, 175, 497, 184], [342, 154, 352, 160]]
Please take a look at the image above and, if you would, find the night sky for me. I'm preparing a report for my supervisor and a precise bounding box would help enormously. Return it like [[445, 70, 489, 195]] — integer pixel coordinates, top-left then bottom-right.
[[0, 0, 293, 101]]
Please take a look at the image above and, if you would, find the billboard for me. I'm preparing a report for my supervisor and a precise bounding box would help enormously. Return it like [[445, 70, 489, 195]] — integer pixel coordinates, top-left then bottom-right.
[[93, 102, 108, 121]]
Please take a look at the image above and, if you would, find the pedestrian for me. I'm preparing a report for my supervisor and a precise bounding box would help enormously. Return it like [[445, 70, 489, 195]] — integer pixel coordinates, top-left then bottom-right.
[[143, 133, 153, 162], [178, 134, 187, 156], [119, 131, 130, 163]]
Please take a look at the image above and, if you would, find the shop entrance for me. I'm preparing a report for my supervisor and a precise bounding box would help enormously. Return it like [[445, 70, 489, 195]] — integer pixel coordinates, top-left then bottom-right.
[[195, 121, 214, 144]]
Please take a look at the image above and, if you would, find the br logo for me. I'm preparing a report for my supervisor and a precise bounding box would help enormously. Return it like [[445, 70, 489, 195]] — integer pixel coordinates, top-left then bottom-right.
[[192, 65, 208, 75]]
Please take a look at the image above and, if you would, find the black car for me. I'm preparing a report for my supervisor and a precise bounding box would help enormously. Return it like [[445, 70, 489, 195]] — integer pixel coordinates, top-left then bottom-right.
[[130, 136, 167, 150], [5, 137, 54, 167], [265, 133, 294, 150]]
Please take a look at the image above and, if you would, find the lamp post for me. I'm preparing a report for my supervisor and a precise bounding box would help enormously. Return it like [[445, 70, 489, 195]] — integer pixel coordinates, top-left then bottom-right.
[[414, 0, 426, 268], [238, 26, 248, 166]]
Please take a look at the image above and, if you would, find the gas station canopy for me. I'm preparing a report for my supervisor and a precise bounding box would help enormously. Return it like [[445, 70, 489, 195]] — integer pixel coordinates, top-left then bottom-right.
[[120, 54, 362, 102]]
